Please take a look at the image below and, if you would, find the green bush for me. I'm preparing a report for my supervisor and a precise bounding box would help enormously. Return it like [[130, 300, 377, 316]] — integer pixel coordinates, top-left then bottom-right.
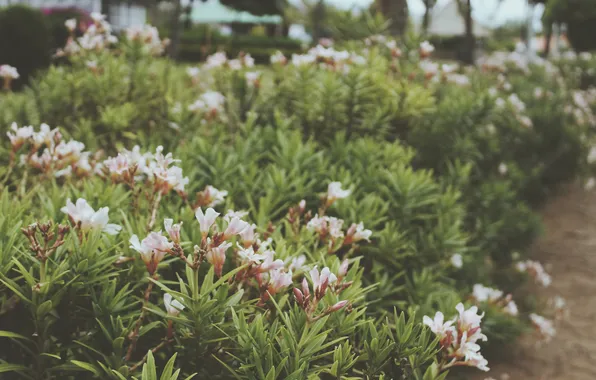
[[0, 24, 589, 379], [0, 5, 52, 88]]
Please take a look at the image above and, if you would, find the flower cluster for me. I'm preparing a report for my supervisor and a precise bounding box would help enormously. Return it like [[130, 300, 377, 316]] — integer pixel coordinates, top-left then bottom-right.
[[364, 35, 402, 57], [424, 303, 489, 372], [193, 185, 228, 209], [102, 145, 189, 195], [56, 13, 117, 57], [529, 313, 556, 342], [204, 52, 254, 71], [270, 51, 287, 65], [61, 198, 121, 235], [471, 284, 518, 317], [188, 91, 226, 119], [291, 45, 366, 71], [8, 123, 96, 178], [495, 93, 533, 128], [125, 24, 168, 56], [516, 260, 552, 287], [293, 266, 351, 322]]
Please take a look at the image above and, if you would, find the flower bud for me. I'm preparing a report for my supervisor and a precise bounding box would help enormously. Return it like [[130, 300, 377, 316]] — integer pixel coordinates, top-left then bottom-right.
[[329, 300, 348, 313]]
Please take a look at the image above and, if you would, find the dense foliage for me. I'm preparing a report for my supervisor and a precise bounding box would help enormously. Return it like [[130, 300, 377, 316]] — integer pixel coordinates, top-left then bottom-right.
[[0, 14, 592, 380]]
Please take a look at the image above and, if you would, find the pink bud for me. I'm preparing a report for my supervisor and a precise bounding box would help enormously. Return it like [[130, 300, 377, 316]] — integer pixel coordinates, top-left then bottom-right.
[[329, 300, 348, 312], [338, 259, 349, 278], [301, 277, 310, 298], [293, 288, 304, 305]]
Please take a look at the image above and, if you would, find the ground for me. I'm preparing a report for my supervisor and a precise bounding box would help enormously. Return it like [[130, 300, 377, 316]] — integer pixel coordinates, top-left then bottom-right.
[[470, 184, 596, 380]]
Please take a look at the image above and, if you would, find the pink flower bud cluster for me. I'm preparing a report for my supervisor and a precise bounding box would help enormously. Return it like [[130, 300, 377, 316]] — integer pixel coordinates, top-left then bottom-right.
[[424, 303, 489, 372], [293, 264, 352, 321], [102, 146, 189, 195]]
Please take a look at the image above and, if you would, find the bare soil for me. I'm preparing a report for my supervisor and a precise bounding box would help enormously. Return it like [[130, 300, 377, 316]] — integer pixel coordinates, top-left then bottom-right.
[[469, 184, 596, 380]]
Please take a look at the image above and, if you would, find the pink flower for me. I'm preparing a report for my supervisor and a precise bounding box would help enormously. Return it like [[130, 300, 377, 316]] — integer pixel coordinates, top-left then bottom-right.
[[239, 223, 257, 247], [129, 231, 173, 274], [268, 269, 293, 294], [206, 242, 231, 277], [259, 250, 284, 272], [195, 207, 219, 237], [455, 303, 485, 332], [223, 217, 250, 239], [288, 255, 307, 272], [310, 266, 337, 299], [164, 219, 182, 244]]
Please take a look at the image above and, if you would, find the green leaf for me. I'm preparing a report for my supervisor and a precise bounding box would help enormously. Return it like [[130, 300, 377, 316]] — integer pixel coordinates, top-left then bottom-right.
[[159, 353, 177, 380], [71, 360, 101, 376], [144, 350, 157, 380], [0, 363, 31, 373]]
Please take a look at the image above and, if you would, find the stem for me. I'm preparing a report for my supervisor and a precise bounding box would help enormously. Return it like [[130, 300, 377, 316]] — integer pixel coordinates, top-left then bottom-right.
[[129, 338, 173, 372], [125, 277, 156, 361], [147, 192, 162, 231], [192, 268, 200, 300], [39, 260, 46, 284]]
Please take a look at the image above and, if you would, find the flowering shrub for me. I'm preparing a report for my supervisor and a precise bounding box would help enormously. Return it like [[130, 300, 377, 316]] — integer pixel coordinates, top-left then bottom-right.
[[0, 19, 590, 379]]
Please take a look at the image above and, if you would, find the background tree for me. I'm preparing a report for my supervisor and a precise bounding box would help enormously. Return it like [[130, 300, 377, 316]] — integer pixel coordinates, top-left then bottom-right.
[[374, 0, 409, 36], [422, 0, 437, 34], [456, 0, 474, 64], [220, 0, 288, 15]]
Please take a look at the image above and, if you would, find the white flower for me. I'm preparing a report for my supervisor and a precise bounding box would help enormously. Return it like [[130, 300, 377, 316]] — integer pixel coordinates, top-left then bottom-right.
[[455, 303, 484, 332], [239, 223, 257, 246], [245, 71, 260, 86], [587, 147, 596, 164], [129, 231, 172, 273], [237, 246, 265, 265], [419, 60, 439, 76], [224, 210, 248, 222], [347, 222, 372, 242], [164, 219, 182, 244], [201, 185, 228, 208], [472, 284, 503, 303], [61, 198, 121, 235], [516, 260, 551, 287], [503, 300, 519, 316], [310, 266, 337, 298], [529, 313, 556, 341], [327, 182, 350, 203], [270, 51, 286, 65], [423, 311, 455, 339], [498, 163, 508, 175], [163, 293, 185, 316], [0, 64, 19, 79], [186, 66, 200, 78], [224, 217, 250, 239], [260, 250, 284, 272], [419, 41, 435, 56], [586, 178, 596, 191], [288, 255, 307, 272], [203, 52, 227, 69], [188, 91, 226, 114], [450, 253, 463, 268], [268, 269, 293, 294], [7, 122, 34, 148], [195, 207, 220, 237], [65, 18, 77, 32]]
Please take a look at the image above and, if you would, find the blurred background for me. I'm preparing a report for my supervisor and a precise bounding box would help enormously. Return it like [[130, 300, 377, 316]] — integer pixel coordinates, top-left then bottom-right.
[[0, 0, 588, 84]]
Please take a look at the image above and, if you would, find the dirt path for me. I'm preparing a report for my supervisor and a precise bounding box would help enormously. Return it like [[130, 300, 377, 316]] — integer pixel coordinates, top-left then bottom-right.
[[470, 184, 596, 380]]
